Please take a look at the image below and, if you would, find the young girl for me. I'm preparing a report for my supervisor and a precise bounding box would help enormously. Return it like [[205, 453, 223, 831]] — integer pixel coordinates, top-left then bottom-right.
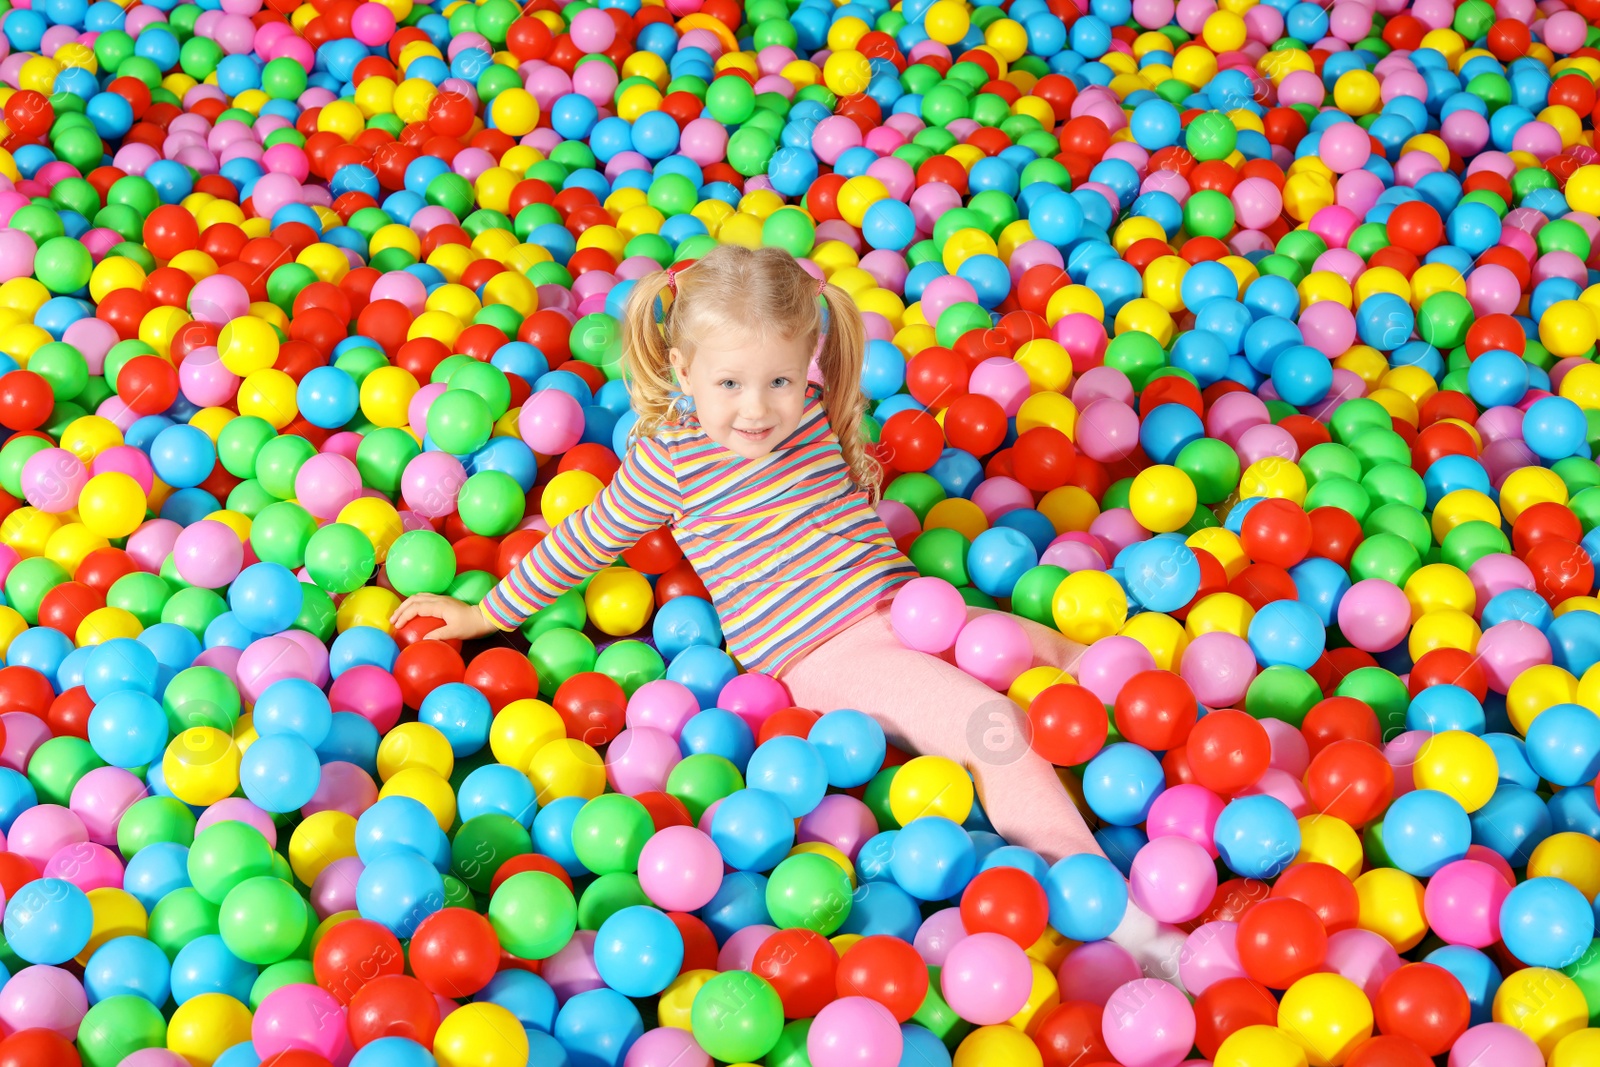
[[391, 245, 1100, 864]]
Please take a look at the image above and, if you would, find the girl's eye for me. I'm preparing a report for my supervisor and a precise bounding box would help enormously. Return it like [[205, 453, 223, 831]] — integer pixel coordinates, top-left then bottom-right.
[[771, 377, 790, 388], [718, 380, 738, 389]]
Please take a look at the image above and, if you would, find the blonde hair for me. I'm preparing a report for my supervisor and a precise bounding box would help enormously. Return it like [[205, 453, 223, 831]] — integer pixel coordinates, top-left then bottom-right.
[[620, 244, 880, 497]]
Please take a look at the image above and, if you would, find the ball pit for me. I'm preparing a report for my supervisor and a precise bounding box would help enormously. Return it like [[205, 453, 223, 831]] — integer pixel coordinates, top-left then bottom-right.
[[2, 0, 1600, 1064]]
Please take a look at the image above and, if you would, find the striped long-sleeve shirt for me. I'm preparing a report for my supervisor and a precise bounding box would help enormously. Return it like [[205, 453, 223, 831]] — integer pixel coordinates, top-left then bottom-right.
[[481, 384, 918, 676]]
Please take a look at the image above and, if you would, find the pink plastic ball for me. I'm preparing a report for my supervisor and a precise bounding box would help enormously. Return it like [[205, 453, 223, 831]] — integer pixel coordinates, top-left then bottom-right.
[[718, 673, 790, 734], [940, 933, 1034, 1025], [605, 726, 682, 795], [1057, 940, 1142, 1006], [1423, 859, 1511, 948], [637, 825, 723, 912], [913, 908, 968, 966], [953, 613, 1032, 690], [1177, 921, 1246, 995], [570, 7, 617, 52], [890, 577, 967, 654], [1128, 836, 1218, 924], [1102, 979, 1196, 1067], [252, 983, 348, 1059]]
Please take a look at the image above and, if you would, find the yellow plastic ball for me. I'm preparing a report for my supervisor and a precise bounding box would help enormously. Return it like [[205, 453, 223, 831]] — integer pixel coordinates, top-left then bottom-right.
[[75, 472, 148, 539], [77, 606, 143, 646], [1493, 967, 1589, 1055], [1295, 815, 1363, 880], [925, 0, 972, 46], [379, 767, 457, 830], [1202, 11, 1248, 52], [822, 48, 873, 96], [434, 1002, 530, 1067], [1411, 730, 1497, 813], [1506, 663, 1579, 735], [1129, 464, 1198, 533], [1053, 570, 1128, 643], [490, 698, 566, 772], [1277, 973, 1372, 1067], [585, 567, 654, 637], [1214, 1025, 1310, 1067], [167, 993, 253, 1067], [489, 88, 540, 137], [339, 497, 404, 563], [834, 175, 888, 229], [377, 721, 456, 782], [1353, 868, 1427, 951], [360, 365, 421, 429], [542, 469, 602, 527], [163, 727, 242, 806], [953, 1024, 1043, 1067], [1552, 1029, 1600, 1067], [79, 887, 148, 963], [1527, 832, 1600, 900], [1542, 300, 1600, 358], [218, 316, 281, 376], [889, 755, 975, 825], [527, 738, 606, 803], [237, 368, 298, 429], [288, 810, 358, 884], [1015, 339, 1073, 393], [659, 970, 717, 1030], [336, 586, 400, 634]]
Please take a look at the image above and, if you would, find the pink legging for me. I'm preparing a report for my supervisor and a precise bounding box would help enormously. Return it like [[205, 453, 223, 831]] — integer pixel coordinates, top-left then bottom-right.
[[782, 602, 1099, 864]]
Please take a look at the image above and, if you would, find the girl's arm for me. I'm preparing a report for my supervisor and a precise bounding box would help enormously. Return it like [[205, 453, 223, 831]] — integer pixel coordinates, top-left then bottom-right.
[[483, 434, 680, 628], [392, 436, 681, 638]]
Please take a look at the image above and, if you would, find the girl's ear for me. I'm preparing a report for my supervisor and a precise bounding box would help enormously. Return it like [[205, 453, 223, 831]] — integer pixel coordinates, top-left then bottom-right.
[[668, 347, 691, 394]]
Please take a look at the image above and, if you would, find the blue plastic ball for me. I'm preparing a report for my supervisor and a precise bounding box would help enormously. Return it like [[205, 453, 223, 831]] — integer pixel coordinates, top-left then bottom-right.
[[1081, 743, 1165, 826], [3, 877, 93, 964], [1525, 702, 1600, 788], [744, 736, 828, 819], [227, 562, 304, 636], [356, 850, 446, 937], [1499, 877, 1595, 969], [807, 710, 887, 789], [87, 690, 168, 769], [1043, 853, 1128, 941], [1383, 789, 1472, 876], [593, 905, 684, 997], [239, 734, 321, 814], [1214, 795, 1301, 879], [710, 789, 794, 872], [889, 816, 977, 901]]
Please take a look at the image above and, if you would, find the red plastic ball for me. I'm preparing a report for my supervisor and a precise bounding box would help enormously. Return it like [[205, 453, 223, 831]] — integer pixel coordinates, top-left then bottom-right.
[[1345, 1034, 1435, 1067], [1305, 738, 1394, 827], [1028, 683, 1109, 766], [879, 409, 943, 473], [1185, 709, 1271, 796], [464, 647, 540, 711], [751, 928, 840, 1018], [959, 865, 1049, 948], [313, 918, 405, 1003], [1372, 963, 1471, 1057], [835, 934, 928, 1021], [0, 1030, 80, 1067], [1193, 977, 1279, 1059], [408, 907, 501, 998], [1300, 696, 1382, 757], [1270, 862, 1359, 934], [1033, 1001, 1113, 1067], [392, 640, 466, 709], [552, 672, 626, 747], [1236, 897, 1328, 989], [1240, 498, 1313, 568], [347, 974, 442, 1048], [1111, 669, 1197, 750]]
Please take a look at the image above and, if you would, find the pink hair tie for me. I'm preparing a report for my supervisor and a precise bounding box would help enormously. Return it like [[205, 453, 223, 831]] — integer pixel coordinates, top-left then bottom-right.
[[817, 276, 827, 295], [665, 268, 679, 295]]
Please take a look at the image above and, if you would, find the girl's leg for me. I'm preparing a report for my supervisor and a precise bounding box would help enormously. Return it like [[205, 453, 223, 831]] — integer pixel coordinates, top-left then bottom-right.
[[783, 604, 1100, 864]]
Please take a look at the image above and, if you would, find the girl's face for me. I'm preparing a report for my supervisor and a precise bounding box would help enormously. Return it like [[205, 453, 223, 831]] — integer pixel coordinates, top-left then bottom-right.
[[672, 330, 813, 460]]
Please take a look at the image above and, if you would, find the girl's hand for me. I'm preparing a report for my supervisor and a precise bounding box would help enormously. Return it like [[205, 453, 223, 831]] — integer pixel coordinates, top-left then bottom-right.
[[390, 594, 497, 641]]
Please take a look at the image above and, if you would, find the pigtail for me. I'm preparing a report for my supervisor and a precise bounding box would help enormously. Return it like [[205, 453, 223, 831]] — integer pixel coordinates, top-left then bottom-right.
[[621, 269, 680, 440], [816, 282, 882, 500]]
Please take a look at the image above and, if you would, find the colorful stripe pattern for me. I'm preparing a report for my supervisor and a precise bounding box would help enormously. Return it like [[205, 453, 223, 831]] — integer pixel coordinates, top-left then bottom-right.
[[481, 386, 917, 675]]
